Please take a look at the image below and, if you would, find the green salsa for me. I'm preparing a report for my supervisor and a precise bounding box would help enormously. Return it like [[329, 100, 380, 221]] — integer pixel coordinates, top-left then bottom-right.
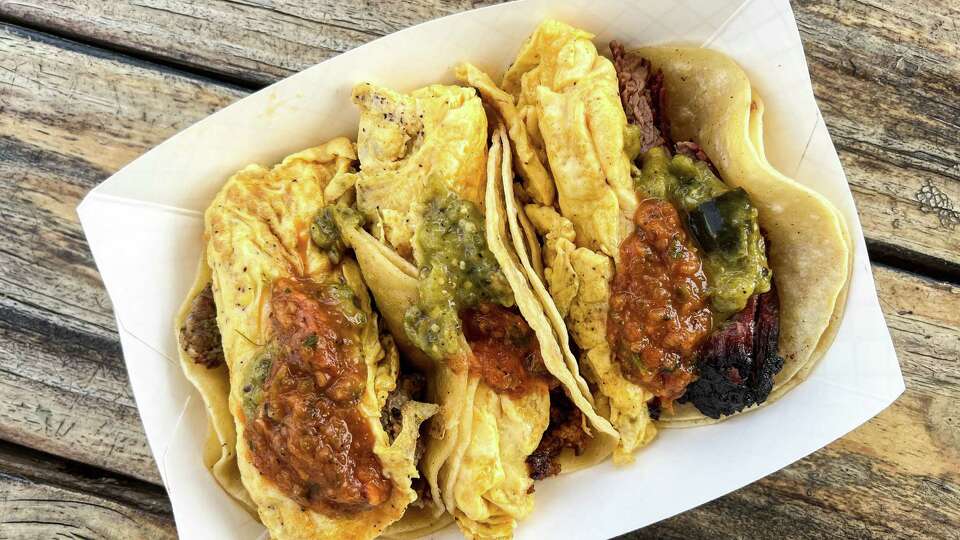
[[311, 206, 363, 264], [636, 146, 771, 318], [309, 205, 371, 326], [327, 280, 368, 327], [403, 184, 514, 360], [241, 352, 273, 418]]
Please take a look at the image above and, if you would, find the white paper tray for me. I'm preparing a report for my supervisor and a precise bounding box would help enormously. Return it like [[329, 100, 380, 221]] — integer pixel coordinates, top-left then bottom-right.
[[77, 1, 903, 538]]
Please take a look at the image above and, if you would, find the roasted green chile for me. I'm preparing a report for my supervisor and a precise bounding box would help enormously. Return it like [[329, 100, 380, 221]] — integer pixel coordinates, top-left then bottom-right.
[[636, 146, 771, 318]]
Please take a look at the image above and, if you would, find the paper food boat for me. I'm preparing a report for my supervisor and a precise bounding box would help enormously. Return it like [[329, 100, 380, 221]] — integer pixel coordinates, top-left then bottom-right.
[[77, 0, 904, 538]]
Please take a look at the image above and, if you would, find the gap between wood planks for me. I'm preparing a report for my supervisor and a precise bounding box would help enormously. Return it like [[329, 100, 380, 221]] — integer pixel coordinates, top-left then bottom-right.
[[0, 437, 176, 538], [868, 240, 960, 285], [0, 438, 170, 514], [0, 11, 260, 91], [2, 10, 957, 287]]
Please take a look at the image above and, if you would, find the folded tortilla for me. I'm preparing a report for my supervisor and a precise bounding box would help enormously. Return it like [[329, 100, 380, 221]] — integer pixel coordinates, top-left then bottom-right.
[[175, 139, 441, 540], [459, 20, 654, 463], [332, 81, 617, 539], [625, 46, 851, 425], [460, 20, 850, 460]]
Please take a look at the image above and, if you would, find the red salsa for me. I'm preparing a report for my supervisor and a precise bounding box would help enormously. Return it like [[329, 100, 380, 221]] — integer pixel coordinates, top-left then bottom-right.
[[245, 277, 391, 515], [460, 303, 550, 395], [607, 199, 713, 405]]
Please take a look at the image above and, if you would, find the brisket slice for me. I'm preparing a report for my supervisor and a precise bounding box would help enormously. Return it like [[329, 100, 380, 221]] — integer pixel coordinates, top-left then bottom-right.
[[678, 282, 785, 419], [611, 40, 667, 153], [675, 140, 721, 177], [675, 141, 708, 164], [179, 283, 225, 369], [611, 42, 724, 173]]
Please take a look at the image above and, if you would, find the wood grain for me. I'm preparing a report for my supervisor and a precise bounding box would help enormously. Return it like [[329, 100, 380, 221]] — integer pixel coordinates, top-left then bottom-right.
[[0, 440, 175, 539], [0, 0, 501, 85], [796, 0, 960, 276], [1, 0, 958, 277], [0, 1, 957, 538], [0, 22, 242, 484]]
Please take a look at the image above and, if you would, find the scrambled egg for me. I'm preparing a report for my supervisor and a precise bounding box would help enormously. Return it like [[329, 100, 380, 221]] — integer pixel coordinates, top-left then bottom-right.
[[526, 203, 656, 463], [203, 140, 436, 539], [503, 19, 638, 257], [483, 20, 655, 462], [455, 63, 555, 207], [348, 82, 488, 261]]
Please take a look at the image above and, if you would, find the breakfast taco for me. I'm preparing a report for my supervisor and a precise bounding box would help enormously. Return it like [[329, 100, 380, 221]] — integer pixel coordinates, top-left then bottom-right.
[[458, 19, 850, 461], [175, 139, 442, 540], [326, 81, 617, 539]]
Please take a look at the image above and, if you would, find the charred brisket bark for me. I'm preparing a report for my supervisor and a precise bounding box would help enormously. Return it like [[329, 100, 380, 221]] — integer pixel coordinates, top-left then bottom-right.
[[647, 397, 662, 421], [678, 284, 784, 418]]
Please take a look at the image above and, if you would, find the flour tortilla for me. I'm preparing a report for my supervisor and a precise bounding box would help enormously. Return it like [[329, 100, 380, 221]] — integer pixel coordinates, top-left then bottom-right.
[[489, 43, 851, 430], [629, 47, 850, 425], [341, 205, 548, 540], [174, 252, 257, 516], [177, 141, 443, 539], [336, 125, 620, 538], [747, 93, 854, 406], [382, 507, 456, 540], [489, 124, 619, 467]]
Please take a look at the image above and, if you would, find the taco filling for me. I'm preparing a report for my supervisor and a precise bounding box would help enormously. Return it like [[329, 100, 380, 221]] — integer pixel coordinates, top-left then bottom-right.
[[609, 42, 784, 418], [242, 277, 390, 515], [179, 282, 224, 369], [400, 182, 580, 478], [403, 184, 553, 396], [526, 387, 588, 480]]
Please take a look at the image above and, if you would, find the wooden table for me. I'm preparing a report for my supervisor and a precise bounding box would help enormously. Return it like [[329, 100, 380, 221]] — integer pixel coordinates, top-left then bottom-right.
[[0, 1, 957, 538]]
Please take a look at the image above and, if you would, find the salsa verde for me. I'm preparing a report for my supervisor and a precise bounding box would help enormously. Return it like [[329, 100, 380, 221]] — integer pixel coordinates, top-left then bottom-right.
[[403, 184, 514, 360], [636, 146, 771, 318]]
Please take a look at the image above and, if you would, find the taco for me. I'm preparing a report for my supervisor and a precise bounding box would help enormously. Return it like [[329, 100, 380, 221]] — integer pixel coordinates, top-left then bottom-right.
[[458, 19, 850, 462], [175, 139, 442, 540], [327, 81, 617, 539]]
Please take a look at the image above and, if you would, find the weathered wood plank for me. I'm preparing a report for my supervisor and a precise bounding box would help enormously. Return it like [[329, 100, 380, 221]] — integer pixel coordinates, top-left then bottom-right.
[[0, 0, 501, 86], [0, 440, 175, 539], [796, 0, 960, 276], [1, 0, 957, 277], [633, 264, 960, 539], [0, 22, 243, 484]]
